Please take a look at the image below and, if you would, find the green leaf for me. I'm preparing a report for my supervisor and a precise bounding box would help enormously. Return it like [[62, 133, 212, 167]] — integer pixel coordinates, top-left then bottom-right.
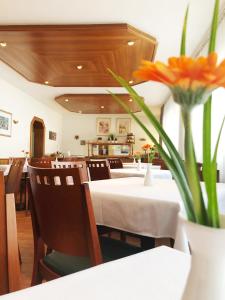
[[182, 108, 207, 224], [180, 6, 189, 56], [109, 69, 188, 179], [203, 0, 220, 227], [208, 0, 220, 53], [108, 89, 196, 222], [207, 116, 225, 227]]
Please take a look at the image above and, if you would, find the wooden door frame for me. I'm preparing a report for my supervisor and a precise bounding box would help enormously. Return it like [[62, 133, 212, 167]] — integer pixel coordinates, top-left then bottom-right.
[[30, 116, 45, 158]]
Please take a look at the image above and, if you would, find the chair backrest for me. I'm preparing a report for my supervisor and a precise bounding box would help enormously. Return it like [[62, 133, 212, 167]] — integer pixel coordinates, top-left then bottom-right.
[[197, 162, 220, 182], [5, 159, 25, 194], [0, 158, 10, 165], [152, 158, 168, 170], [29, 158, 53, 168], [28, 166, 102, 265], [0, 172, 20, 295], [86, 160, 111, 181], [51, 161, 89, 182], [107, 158, 123, 169]]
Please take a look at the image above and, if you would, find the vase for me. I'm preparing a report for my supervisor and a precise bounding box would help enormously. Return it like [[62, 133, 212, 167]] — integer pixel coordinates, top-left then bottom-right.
[[144, 163, 153, 186], [180, 214, 225, 300], [137, 159, 142, 171]]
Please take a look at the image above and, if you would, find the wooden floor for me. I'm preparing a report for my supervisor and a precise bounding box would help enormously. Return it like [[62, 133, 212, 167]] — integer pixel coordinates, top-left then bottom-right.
[[16, 211, 171, 290], [17, 211, 33, 289]]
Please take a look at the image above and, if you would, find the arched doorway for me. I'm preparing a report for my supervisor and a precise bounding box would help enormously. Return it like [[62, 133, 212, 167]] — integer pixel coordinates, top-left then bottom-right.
[[30, 117, 45, 158]]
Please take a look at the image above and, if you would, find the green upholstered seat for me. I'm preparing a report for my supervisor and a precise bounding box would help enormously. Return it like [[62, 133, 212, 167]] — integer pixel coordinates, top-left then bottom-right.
[[43, 236, 142, 276]]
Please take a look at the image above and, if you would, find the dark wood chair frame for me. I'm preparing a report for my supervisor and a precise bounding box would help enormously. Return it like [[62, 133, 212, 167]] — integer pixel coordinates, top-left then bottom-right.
[[0, 172, 20, 295], [107, 158, 123, 169], [86, 160, 111, 181], [28, 166, 102, 285]]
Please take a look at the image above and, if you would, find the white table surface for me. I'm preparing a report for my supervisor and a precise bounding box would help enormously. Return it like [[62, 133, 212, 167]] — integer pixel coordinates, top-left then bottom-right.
[[88, 177, 225, 251], [123, 162, 161, 169], [0, 164, 11, 176], [111, 168, 172, 180], [0, 246, 190, 300]]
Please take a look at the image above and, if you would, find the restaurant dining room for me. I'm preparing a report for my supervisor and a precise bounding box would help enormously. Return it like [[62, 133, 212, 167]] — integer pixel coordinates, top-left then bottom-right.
[[1, 0, 225, 299]]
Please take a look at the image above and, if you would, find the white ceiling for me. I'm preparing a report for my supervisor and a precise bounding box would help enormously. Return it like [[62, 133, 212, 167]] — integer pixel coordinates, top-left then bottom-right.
[[0, 0, 223, 114]]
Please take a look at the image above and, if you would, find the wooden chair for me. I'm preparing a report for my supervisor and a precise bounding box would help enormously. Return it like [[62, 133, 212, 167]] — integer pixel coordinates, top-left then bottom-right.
[[0, 172, 20, 295], [29, 158, 54, 168], [152, 158, 168, 170], [196, 162, 220, 182], [86, 160, 111, 181], [0, 158, 10, 165], [5, 159, 25, 195], [28, 167, 142, 285], [51, 160, 89, 182], [107, 158, 123, 169]]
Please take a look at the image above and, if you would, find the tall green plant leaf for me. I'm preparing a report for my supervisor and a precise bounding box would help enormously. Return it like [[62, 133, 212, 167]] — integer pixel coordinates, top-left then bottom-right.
[[179, 5, 207, 224], [108, 91, 196, 221], [180, 6, 189, 56], [208, 116, 225, 227], [203, 0, 220, 226]]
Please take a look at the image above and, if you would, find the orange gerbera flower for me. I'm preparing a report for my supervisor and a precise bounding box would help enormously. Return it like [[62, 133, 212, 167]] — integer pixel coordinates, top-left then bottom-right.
[[133, 53, 225, 108], [142, 144, 151, 151]]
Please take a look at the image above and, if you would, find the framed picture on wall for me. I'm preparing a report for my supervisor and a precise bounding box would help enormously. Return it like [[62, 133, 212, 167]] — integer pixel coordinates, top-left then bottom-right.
[[96, 118, 111, 135], [0, 109, 12, 137], [116, 118, 131, 136], [49, 131, 57, 141]]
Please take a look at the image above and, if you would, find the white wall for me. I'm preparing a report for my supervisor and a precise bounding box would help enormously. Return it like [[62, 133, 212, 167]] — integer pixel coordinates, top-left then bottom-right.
[[61, 111, 159, 156], [0, 78, 62, 157], [162, 97, 181, 152]]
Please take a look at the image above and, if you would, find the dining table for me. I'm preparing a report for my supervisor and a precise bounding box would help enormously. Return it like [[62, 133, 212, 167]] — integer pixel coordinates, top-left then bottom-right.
[[110, 167, 172, 180], [0, 246, 190, 300], [88, 177, 225, 252]]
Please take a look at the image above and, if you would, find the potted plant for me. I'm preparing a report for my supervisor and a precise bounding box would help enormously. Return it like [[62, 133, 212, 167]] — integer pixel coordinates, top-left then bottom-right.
[[109, 0, 225, 298], [141, 144, 156, 164]]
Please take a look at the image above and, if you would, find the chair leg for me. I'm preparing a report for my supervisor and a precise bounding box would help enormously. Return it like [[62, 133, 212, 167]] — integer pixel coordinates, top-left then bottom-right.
[[18, 245, 22, 265], [120, 232, 126, 242], [31, 239, 45, 286], [140, 236, 155, 250]]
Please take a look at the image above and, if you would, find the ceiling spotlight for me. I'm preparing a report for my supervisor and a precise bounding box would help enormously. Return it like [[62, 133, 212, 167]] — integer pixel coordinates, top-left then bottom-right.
[[0, 42, 7, 47], [76, 65, 83, 70], [129, 98, 133, 102], [65, 99, 69, 102], [100, 106, 104, 109], [127, 41, 135, 46], [44, 81, 49, 85], [129, 80, 134, 84]]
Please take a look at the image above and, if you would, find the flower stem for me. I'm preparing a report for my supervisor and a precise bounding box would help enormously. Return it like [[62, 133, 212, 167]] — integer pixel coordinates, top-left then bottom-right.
[[182, 108, 207, 224]]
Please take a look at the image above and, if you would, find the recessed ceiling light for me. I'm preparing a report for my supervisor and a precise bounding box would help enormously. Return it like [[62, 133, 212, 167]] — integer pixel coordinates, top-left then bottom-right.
[[129, 80, 134, 84], [129, 98, 133, 102], [65, 99, 69, 102], [44, 81, 49, 85], [127, 41, 135, 46], [76, 65, 83, 70], [0, 42, 7, 47], [100, 106, 104, 109]]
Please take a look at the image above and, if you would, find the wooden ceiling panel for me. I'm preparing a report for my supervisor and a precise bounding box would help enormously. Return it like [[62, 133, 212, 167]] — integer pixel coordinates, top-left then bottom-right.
[[55, 94, 141, 114], [0, 24, 157, 87]]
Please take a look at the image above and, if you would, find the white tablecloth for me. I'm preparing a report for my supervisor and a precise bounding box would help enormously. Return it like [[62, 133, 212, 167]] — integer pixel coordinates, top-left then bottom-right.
[[0, 164, 11, 176], [123, 162, 160, 169], [0, 246, 190, 300], [88, 177, 225, 251], [111, 168, 172, 180]]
